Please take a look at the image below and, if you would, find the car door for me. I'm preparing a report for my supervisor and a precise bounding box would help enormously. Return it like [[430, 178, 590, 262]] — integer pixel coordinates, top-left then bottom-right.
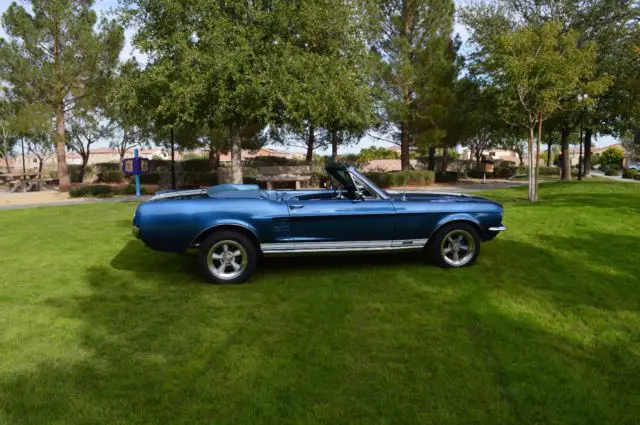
[[286, 197, 397, 249]]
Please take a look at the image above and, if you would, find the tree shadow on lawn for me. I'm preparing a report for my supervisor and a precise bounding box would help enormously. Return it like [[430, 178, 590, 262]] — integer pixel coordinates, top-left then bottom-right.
[[2, 232, 640, 424]]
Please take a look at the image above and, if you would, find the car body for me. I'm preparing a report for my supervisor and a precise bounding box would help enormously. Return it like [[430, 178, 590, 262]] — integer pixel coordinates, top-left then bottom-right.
[[132, 163, 506, 283]]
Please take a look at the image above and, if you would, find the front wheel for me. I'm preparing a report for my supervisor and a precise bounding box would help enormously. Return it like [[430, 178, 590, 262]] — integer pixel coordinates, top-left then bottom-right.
[[427, 223, 480, 268], [197, 230, 257, 283]]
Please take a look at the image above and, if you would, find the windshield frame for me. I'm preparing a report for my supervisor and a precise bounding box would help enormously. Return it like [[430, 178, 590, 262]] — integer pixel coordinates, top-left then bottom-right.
[[348, 167, 390, 200]]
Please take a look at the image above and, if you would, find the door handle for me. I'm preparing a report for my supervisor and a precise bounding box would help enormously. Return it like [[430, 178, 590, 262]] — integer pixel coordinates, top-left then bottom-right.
[[289, 204, 305, 210]]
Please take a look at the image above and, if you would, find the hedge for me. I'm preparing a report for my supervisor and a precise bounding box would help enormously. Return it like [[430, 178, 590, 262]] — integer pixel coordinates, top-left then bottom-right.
[[622, 169, 638, 179], [365, 170, 435, 188], [69, 184, 151, 198], [435, 171, 459, 183]]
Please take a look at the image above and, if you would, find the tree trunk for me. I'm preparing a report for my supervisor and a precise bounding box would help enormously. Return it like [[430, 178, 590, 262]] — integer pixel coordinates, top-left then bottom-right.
[[80, 153, 89, 182], [442, 147, 449, 171], [400, 122, 410, 170], [528, 122, 535, 202], [535, 113, 542, 202], [55, 101, 70, 191], [331, 131, 339, 161], [518, 152, 524, 167], [230, 122, 243, 184], [546, 135, 552, 167], [3, 154, 9, 172], [560, 125, 571, 181], [583, 128, 593, 178], [306, 123, 314, 164], [399, 1, 412, 172], [427, 147, 436, 171], [475, 150, 482, 169], [208, 147, 220, 170]]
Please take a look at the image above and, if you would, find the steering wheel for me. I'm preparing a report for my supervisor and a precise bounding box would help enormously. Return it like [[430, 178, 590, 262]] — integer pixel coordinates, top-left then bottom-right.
[[331, 183, 345, 200]]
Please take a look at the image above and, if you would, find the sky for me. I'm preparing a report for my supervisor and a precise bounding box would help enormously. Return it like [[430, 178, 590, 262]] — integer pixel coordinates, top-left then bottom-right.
[[0, 0, 617, 153]]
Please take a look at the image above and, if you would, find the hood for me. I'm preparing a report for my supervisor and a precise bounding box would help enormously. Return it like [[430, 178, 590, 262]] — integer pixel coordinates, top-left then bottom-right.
[[388, 191, 502, 207]]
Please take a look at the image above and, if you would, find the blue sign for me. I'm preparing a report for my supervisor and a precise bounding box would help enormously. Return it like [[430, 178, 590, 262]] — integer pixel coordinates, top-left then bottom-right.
[[122, 148, 150, 197]]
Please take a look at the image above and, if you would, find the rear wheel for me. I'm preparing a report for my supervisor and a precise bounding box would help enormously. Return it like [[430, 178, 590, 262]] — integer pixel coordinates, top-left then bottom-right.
[[197, 230, 257, 283], [428, 223, 480, 268]]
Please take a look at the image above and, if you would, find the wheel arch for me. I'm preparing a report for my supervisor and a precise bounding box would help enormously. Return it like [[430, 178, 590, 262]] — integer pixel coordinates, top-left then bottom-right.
[[191, 223, 261, 253], [428, 215, 484, 243]]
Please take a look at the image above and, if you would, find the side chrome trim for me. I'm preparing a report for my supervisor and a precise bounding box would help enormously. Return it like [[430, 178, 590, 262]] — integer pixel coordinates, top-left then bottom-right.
[[261, 239, 427, 255], [488, 225, 507, 232]]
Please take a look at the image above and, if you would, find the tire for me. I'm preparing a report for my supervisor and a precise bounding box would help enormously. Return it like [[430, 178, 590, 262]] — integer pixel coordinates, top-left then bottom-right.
[[197, 230, 258, 284], [427, 222, 481, 268]]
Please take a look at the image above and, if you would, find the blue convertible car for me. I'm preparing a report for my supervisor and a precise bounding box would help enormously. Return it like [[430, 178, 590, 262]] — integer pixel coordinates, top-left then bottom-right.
[[133, 163, 506, 283]]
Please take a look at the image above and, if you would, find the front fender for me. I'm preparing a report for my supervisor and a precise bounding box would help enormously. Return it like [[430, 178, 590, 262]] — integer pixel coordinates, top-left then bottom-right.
[[430, 213, 484, 239]]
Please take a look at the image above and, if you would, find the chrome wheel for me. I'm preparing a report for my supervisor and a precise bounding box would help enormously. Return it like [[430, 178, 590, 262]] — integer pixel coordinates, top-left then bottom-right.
[[206, 240, 248, 281], [440, 229, 476, 267]]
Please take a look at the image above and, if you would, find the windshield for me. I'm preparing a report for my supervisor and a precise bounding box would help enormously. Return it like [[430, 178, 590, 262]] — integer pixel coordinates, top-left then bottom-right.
[[349, 167, 389, 199]]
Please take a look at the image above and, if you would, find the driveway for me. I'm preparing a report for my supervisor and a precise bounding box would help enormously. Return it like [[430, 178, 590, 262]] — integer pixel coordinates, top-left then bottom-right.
[[591, 171, 640, 183]]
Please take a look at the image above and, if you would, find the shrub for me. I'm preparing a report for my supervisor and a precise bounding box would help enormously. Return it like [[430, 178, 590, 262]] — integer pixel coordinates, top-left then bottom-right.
[[365, 170, 434, 188], [135, 173, 162, 185], [181, 172, 218, 187], [94, 163, 123, 183], [465, 169, 487, 179], [115, 185, 151, 196], [69, 185, 113, 198], [364, 172, 390, 188], [69, 184, 150, 198], [245, 156, 306, 167], [97, 170, 124, 183], [634, 174, 640, 181], [622, 169, 638, 179], [605, 165, 621, 176], [68, 164, 83, 183], [600, 147, 625, 167], [181, 158, 212, 173], [435, 171, 459, 183], [511, 166, 560, 177]]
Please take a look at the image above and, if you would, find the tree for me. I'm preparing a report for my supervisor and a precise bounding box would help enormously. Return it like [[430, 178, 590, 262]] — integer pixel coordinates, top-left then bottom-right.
[[268, 0, 376, 164], [465, 19, 601, 201], [0, 98, 18, 171], [67, 109, 112, 181], [105, 60, 149, 165], [464, 0, 635, 180], [371, 0, 457, 170], [0, 1, 124, 191], [454, 79, 502, 168], [12, 102, 54, 174], [621, 131, 640, 162], [358, 146, 400, 162], [498, 135, 527, 167]]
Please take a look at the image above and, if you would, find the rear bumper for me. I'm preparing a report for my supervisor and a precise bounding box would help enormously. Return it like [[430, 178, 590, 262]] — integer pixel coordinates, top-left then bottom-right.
[[488, 225, 507, 232]]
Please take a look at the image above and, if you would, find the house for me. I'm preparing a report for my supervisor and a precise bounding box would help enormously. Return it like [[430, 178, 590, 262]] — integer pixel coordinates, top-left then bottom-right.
[[4, 146, 301, 172]]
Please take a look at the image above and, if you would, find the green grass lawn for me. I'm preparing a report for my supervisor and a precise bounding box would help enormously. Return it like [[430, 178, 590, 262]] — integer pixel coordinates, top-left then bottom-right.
[[1, 181, 639, 425]]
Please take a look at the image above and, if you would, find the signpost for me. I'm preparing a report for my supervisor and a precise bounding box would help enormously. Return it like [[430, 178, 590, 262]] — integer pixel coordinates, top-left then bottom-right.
[[122, 148, 150, 197]]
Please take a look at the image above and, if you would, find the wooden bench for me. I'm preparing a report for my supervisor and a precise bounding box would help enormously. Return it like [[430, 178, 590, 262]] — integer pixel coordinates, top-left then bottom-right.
[[256, 166, 312, 190]]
